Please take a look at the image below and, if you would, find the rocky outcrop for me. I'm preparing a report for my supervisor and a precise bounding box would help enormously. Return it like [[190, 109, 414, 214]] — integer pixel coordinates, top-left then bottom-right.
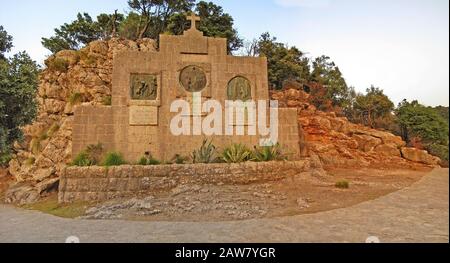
[[5, 38, 157, 204], [401, 147, 441, 165], [271, 89, 441, 168]]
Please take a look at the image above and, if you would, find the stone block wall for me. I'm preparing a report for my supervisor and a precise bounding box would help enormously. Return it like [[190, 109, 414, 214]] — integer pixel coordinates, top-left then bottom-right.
[[58, 160, 312, 203], [72, 105, 115, 155]]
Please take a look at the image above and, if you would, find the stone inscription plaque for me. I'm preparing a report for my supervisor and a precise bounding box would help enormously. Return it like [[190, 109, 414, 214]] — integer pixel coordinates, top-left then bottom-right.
[[179, 65, 207, 92], [227, 76, 252, 101], [130, 74, 158, 100], [129, 106, 158, 126]]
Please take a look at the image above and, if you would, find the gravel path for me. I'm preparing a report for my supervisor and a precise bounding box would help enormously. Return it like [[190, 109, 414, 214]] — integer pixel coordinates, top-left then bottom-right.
[[0, 169, 448, 243]]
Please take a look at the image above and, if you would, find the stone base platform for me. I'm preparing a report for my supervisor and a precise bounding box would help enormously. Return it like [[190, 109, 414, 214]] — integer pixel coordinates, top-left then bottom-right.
[[58, 160, 315, 203]]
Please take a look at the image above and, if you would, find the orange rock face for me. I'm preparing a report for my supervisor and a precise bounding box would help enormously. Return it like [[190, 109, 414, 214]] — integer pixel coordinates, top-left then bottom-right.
[[271, 88, 441, 168]]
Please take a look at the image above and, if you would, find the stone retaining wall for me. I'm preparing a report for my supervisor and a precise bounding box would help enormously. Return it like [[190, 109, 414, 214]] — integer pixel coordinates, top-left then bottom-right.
[[58, 160, 312, 203]]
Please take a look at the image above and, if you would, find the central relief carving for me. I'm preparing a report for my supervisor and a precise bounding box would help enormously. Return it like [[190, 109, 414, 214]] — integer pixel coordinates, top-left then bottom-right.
[[227, 76, 252, 101], [179, 65, 207, 92], [130, 74, 158, 100]]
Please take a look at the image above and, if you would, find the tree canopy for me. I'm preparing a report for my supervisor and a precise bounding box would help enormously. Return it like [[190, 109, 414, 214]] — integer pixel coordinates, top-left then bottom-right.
[[0, 26, 13, 59], [311, 55, 350, 108], [42, 1, 243, 53], [352, 86, 395, 128], [255, 32, 310, 89], [0, 27, 39, 164], [396, 100, 449, 146]]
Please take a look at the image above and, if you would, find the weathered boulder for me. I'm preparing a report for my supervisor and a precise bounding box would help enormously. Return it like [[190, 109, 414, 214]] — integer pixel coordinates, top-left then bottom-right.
[[352, 134, 382, 152], [5, 183, 39, 205], [401, 147, 441, 165], [374, 144, 401, 157]]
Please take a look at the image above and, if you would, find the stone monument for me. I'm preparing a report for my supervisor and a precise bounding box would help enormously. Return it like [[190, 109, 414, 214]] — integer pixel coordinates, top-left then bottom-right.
[[72, 13, 301, 162]]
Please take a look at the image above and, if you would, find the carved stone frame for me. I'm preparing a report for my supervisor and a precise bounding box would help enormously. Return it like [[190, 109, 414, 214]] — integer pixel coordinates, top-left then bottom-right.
[[176, 62, 212, 98], [225, 74, 257, 101], [128, 72, 162, 107]]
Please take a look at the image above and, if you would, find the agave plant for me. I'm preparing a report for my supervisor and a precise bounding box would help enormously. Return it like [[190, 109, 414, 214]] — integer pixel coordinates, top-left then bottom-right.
[[254, 143, 287, 162], [192, 139, 218, 164], [221, 143, 254, 163]]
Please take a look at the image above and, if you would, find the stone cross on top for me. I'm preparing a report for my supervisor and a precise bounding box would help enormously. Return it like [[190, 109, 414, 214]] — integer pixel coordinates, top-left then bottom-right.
[[186, 13, 200, 31]]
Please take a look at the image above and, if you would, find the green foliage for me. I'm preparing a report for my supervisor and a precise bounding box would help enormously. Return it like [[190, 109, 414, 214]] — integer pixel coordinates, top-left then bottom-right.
[[221, 143, 254, 163], [0, 25, 13, 60], [0, 48, 39, 157], [433, 106, 449, 123], [171, 154, 189, 164], [47, 57, 69, 72], [395, 100, 449, 162], [42, 12, 125, 53], [137, 155, 161, 165], [71, 143, 104, 166], [72, 151, 93, 167], [117, 12, 142, 40], [311, 55, 350, 108], [396, 100, 449, 145], [102, 95, 112, 106], [351, 86, 395, 128], [194, 1, 243, 52], [0, 151, 11, 167], [254, 143, 287, 162], [192, 139, 218, 163], [102, 152, 127, 167], [427, 144, 449, 162], [68, 92, 84, 105], [255, 32, 310, 89], [335, 180, 350, 189], [128, 0, 195, 39]]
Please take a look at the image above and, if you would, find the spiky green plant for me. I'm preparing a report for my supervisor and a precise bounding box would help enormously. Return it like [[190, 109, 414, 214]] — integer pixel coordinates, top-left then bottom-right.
[[221, 143, 254, 163], [254, 143, 287, 162], [192, 139, 218, 164]]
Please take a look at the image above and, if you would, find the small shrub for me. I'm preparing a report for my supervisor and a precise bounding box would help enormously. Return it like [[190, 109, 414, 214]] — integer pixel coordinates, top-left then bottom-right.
[[335, 180, 350, 189], [72, 151, 93, 167], [137, 154, 161, 165], [137, 157, 149, 165], [171, 154, 189, 164], [85, 143, 104, 165], [102, 152, 127, 167], [192, 139, 218, 164], [254, 143, 287, 162], [221, 143, 254, 163], [68, 92, 84, 105], [102, 95, 112, 106], [48, 57, 69, 72]]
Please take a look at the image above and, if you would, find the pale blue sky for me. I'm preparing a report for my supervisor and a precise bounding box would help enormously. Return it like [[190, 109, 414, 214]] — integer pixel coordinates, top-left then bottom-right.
[[1, 0, 448, 106]]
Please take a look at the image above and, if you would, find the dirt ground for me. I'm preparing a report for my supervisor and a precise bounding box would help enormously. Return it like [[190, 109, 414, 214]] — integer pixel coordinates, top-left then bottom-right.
[[1, 166, 433, 222], [80, 166, 433, 222]]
